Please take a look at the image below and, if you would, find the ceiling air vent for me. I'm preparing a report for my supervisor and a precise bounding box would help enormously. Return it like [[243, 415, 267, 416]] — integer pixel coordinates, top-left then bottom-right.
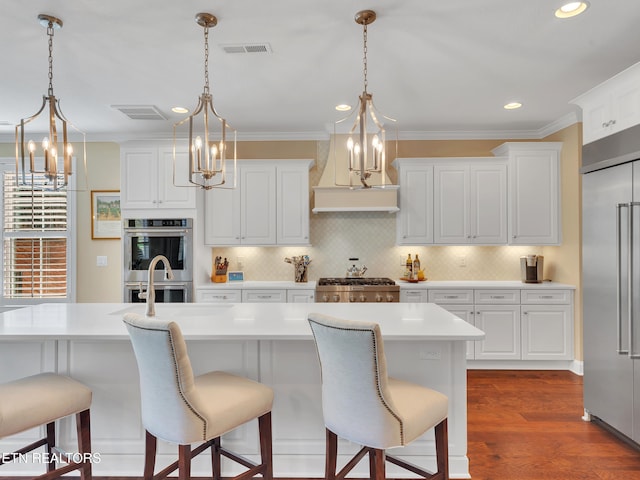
[[221, 43, 273, 54], [111, 105, 167, 121]]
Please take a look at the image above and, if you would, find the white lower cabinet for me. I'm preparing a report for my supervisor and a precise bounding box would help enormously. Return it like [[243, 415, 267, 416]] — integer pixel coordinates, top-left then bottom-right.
[[474, 305, 521, 360], [403, 287, 574, 364], [242, 289, 287, 303], [197, 288, 314, 303], [196, 289, 242, 303], [286, 289, 315, 303]]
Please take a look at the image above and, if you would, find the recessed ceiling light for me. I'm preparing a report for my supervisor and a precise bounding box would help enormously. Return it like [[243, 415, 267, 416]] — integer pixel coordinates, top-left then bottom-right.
[[335, 104, 352, 112], [504, 102, 522, 110], [555, 1, 589, 18], [172, 106, 189, 114]]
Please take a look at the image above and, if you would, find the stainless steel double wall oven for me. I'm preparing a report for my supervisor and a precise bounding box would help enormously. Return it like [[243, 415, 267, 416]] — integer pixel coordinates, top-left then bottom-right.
[[123, 218, 193, 302]]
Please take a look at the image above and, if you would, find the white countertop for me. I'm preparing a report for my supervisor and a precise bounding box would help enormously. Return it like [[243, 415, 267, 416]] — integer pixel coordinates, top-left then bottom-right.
[[0, 302, 484, 341], [197, 281, 316, 290], [396, 280, 575, 289], [197, 280, 573, 290]]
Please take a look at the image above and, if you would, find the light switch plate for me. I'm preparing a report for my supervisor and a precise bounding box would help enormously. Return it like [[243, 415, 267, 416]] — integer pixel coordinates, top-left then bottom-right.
[[96, 256, 108, 267]]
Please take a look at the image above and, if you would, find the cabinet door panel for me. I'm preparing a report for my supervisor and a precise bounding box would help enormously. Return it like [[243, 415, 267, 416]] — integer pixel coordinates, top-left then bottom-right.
[[470, 164, 507, 244], [204, 170, 241, 245], [397, 166, 433, 244], [278, 166, 309, 244], [121, 148, 156, 209], [522, 305, 573, 360], [439, 305, 476, 360], [158, 147, 196, 208], [242, 166, 276, 245], [475, 306, 521, 360], [434, 165, 469, 244]]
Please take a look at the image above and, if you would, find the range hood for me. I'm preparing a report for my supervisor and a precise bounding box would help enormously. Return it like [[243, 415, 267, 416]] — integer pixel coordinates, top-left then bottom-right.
[[312, 135, 399, 213]]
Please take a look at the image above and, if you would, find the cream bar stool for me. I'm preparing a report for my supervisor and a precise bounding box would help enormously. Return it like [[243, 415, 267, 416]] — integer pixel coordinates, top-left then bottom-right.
[[123, 313, 274, 480], [308, 313, 449, 480], [0, 372, 92, 480]]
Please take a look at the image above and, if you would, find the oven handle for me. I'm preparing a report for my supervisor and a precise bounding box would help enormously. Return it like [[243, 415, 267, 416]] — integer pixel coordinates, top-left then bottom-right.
[[125, 282, 191, 289], [124, 228, 191, 235]]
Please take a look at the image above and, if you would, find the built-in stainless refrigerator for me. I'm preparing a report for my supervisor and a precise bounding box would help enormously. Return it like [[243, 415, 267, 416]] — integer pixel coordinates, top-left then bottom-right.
[[582, 125, 640, 444]]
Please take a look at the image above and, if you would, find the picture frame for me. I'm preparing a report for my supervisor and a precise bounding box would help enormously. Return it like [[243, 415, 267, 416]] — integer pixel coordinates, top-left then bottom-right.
[[91, 190, 121, 239]]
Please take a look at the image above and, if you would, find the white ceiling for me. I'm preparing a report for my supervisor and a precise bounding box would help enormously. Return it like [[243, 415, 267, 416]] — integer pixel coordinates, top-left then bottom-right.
[[2, 0, 640, 142]]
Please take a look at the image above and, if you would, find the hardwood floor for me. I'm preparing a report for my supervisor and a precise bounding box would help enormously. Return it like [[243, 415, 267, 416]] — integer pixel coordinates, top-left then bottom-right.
[[2, 370, 639, 479], [467, 370, 640, 480]]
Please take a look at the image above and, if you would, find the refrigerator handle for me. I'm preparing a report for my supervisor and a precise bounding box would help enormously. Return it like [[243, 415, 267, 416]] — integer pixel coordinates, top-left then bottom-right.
[[630, 203, 640, 359], [618, 203, 630, 355]]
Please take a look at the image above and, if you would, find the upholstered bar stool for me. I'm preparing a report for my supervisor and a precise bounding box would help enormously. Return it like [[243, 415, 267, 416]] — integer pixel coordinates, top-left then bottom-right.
[[308, 313, 449, 480], [123, 313, 274, 480], [0, 372, 93, 480]]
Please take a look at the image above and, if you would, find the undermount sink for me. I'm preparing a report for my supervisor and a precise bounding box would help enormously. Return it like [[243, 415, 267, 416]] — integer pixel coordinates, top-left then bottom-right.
[[109, 304, 233, 318]]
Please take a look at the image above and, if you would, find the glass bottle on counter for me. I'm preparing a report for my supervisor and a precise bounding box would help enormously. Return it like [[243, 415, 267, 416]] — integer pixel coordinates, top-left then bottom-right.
[[405, 254, 413, 278], [413, 254, 421, 279]]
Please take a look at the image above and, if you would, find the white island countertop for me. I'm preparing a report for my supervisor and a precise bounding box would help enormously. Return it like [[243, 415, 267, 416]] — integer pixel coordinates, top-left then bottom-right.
[[0, 302, 484, 341]]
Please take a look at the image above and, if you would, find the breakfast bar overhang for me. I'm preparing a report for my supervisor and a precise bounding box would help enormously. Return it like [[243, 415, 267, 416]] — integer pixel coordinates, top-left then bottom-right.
[[0, 302, 484, 479]]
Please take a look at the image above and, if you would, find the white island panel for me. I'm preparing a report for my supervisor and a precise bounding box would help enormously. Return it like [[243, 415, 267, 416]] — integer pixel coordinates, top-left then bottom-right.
[[0, 303, 483, 479]]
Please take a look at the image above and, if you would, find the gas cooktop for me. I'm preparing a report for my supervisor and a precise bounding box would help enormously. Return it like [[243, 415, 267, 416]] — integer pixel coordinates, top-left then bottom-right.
[[317, 277, 397, 286]]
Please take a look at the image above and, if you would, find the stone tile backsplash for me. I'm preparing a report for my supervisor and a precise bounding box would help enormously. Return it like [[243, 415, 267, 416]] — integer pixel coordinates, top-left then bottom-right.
[[211, 212, 544, 282]]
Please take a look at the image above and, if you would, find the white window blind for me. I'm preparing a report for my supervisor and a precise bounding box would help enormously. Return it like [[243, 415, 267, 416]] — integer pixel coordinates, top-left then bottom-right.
[[2, 173, 68, 299]]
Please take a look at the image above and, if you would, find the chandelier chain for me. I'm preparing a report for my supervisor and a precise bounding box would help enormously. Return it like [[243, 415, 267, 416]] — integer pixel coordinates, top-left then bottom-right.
[[203, 26, 210, 95], [362, 23, 368, 93], [47, 21, 54, 96]]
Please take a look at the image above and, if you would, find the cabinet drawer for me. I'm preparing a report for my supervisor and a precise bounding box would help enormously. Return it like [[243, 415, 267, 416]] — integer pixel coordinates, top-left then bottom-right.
[[428, 289, 473, 304], [242, 289, 287, 303], [521, 290, 571, 304], [197, 289, 242, 303], [474, 290, 519, 304], [401, 289, 429, 303]]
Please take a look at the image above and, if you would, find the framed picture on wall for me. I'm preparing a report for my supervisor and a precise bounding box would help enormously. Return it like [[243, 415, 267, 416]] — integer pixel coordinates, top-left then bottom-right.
[[91, 190, 121, 239]]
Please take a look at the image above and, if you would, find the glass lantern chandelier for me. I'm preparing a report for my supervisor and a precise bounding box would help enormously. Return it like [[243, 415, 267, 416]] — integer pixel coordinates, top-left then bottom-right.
[[173, 12, 237, 190], [15, 14, 87, 191], [334, 9, 397, 189]]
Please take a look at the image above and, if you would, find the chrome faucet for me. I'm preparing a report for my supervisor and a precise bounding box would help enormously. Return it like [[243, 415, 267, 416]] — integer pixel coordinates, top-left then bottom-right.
[[138, 254, 174, 317]]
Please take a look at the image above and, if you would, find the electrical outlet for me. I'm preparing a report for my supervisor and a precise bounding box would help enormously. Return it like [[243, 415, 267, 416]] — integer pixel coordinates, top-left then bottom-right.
[[96, 256, 108, 267], [419, 351, 441, 360], [458, 255, 466, 267], [237, 257, 245, 269]]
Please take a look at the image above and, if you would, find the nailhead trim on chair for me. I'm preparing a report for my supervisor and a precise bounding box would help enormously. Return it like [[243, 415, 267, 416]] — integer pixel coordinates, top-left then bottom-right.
[[308, 319, 405, 445], [165, 329, 209, 441]]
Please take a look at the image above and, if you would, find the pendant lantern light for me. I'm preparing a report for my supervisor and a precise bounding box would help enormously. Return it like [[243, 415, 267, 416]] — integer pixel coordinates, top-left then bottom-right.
[[334, 10, 397, 189], [15, 14, 87, 191], [173, 12, 237, 190]]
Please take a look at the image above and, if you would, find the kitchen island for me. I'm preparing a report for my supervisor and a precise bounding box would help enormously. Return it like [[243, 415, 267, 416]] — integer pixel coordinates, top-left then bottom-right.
[[0, 302, 483, 479]]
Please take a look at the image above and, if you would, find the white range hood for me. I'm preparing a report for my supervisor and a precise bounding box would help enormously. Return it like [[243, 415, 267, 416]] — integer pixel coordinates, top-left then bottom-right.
[[312, 135, 399, 213]]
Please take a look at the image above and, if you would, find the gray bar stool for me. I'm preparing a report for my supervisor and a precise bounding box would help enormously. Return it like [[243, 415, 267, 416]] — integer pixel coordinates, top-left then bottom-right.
[[123, 313, 274, 480], [308, 313, 449, 480], [0, 372, 93, 480]]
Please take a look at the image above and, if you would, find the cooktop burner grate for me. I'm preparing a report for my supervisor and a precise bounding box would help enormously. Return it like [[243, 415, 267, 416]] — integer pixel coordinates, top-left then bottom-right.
[[317, 277, 397, 286]]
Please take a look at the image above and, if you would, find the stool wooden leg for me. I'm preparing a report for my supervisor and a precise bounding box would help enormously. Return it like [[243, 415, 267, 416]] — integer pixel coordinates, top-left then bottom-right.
[[45, 421, 56, 473], [434, 419, 449, 480], [258, 412, 273, 480], [178, 444, 191, 480], [76, 409, 92, 480], [144, 431, 157, 480], [325, 429, 337, 480], [211, 437, 221, 480], [369, 449, 385, 480]]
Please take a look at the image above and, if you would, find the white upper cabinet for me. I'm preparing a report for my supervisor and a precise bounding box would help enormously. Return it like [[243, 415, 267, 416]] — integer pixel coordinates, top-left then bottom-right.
[[434, 161, 507, 244], [121, 145, 196, 211], [395, 161, 434, 245], [204, 159, 312, 246], [572, 61, 640, 145], [394, 158, 507, 245], [493, 142, 562, 246]]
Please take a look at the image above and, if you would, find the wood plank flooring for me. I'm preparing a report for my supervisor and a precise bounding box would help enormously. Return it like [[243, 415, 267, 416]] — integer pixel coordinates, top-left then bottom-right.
[[2, 370, 639, 479], [467, 370, 640, 480]]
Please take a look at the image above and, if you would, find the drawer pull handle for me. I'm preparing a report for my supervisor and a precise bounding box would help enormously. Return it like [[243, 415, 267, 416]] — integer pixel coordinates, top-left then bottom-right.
[[444, 295, 460, 299], [540, 295, 553, 299], [490, 295, 505, 299], [257, 295, 273, 299]]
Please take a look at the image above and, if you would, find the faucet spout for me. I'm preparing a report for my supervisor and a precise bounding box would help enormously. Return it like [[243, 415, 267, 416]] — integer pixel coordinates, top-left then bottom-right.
[[144, 255, 175, 317]]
